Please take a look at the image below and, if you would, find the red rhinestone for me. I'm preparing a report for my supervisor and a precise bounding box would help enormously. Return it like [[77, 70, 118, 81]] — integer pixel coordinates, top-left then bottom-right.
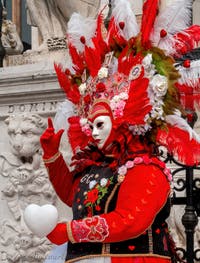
[[80, 36, 86, 44], [160, 29, 167, 38], [119, 21, 125, 30], [183, 59, 190, 68]]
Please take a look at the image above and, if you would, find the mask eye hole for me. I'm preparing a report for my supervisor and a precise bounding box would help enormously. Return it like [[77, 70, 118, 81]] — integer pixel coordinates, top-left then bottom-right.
[[97, 122, 104, 129], [89, 124, 93, 130]]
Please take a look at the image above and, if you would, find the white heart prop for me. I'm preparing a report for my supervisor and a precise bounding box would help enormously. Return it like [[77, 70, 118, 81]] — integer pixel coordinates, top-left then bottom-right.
[[24, 204, 58, 238]]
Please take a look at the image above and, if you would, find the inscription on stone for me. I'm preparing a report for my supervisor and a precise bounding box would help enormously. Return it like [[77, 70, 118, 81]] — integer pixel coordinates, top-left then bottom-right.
[[7, 101, 58, 114]]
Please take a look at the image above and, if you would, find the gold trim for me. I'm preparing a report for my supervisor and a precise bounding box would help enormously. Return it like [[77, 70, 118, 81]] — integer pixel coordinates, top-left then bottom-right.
[[102, 182, 120, 254], [65, 253, 171, 263], [43, 152, 61, 164], [67, 221, 76, 244], [148, 227, 153, 253], [88, 109, 110, 120], [104, 183, 120, 214]]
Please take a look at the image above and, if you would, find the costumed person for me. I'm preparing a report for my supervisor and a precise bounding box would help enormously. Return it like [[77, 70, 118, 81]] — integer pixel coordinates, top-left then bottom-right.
[[24, 0, 200, 262]]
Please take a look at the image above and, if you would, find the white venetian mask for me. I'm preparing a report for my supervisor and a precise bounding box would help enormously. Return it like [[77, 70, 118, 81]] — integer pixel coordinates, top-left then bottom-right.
[[89, 116, 112, 150]]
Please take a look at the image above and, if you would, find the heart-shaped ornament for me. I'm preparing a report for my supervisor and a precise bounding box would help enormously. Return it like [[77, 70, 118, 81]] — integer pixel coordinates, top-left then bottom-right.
[[24, 204, 58, 238]]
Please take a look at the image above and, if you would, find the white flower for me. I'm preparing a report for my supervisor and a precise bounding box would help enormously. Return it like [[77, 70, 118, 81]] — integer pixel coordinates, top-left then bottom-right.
[[100, 178, 108, 187], [119, 92, 128, 100], [125, 161, 134, 169], [151, 74, 168, 97], [112, 95, 120, 102], [151, 105, 164, 119], [89, 180, 97, 189], [98, 67, 108, 79], [118, 165, 127, 175], [142, 54, 152, 67], [79, 83, 87, 95], [80, 118, 88, 126]]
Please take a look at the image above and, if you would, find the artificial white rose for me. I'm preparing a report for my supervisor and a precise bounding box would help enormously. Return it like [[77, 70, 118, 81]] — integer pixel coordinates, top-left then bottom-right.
[[151, 74, 168, 97], [79, 83, 87, 95], [80, 118, 88, 126], [100, 178, 108, 187], [142, 54, 152, 67], [98, 67, 108, 79], [119, 92, 128, 100], [89, 180, 97, 189]]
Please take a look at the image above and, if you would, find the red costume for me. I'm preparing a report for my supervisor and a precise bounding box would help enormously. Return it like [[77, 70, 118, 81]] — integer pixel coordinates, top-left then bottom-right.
[[43, 132, 173, 263]]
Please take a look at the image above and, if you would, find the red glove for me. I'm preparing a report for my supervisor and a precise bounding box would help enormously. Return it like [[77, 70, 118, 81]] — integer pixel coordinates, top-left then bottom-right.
[[40, 118, 64, 159], [47, 223, 68, 245]]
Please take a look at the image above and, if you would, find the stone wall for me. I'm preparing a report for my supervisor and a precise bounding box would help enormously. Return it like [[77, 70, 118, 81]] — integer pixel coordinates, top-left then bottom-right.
[[0, 59, 73, 263]]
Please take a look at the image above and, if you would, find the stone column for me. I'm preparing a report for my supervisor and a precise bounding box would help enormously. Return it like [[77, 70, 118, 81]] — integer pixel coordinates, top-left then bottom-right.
[[193, 0, 200, 25]]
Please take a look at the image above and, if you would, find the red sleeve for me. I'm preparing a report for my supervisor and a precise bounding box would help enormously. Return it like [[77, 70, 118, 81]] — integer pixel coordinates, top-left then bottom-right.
[[68, 163, 170, 243], [44, 153, 79, 206]]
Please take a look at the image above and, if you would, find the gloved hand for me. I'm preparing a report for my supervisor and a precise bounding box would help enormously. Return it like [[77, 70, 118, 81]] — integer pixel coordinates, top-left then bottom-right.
[[40, 118, 64, 159], [47, 223, 69, 245]]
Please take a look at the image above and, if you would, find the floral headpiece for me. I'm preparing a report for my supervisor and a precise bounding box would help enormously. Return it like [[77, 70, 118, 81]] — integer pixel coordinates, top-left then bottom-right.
[[55, 0, 200, 165]]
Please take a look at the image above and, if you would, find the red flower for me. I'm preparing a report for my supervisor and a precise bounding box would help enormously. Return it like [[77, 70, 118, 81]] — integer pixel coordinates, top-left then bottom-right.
[[85, 188, 99, 204], [84, 95, 91, 104], [96, 83, 106, 92]]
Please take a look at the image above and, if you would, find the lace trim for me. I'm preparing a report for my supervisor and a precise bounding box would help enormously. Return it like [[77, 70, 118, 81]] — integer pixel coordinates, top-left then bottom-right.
[[70, 216, 109, 243]]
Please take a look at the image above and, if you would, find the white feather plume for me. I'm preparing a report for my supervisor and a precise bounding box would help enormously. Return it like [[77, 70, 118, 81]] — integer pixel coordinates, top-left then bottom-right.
[[165, 110, 200, 143], [150, 0, 193, 47], [112, 0, 139, 40], [176, 59, 200, 87], [67, 13, 96, 53]]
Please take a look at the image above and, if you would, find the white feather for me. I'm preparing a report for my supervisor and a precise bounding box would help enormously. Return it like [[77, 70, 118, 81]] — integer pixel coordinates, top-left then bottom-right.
[[176, 59, 200, 87], [150, 0, 193, 47], [166, 110, 200, 143], [112, 0, 139, 40], [67, 13, 96, 53]]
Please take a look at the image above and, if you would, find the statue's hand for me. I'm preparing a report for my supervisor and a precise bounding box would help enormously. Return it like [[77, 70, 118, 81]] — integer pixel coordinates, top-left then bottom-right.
[[40, 118, 64, 159]]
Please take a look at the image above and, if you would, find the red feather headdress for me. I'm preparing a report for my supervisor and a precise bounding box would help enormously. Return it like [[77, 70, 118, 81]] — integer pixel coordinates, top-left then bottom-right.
[[54, 0, 200, 164]]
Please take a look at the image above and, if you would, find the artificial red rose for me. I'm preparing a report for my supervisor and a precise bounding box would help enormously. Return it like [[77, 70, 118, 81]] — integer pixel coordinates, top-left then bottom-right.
[[96, 82, 106, 92], [85, 188, 99, 204], [84, 95, 91, 104]]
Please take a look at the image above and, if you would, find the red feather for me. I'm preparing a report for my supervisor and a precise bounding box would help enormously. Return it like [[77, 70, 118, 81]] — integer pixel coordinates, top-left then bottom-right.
[[123, 77, 152, 125], [141, 0, 159, 49], [176, 82, 200, 110], [54, 63, 80, 104], [173, 25, 200, 56], [67, 116, 90, 153], [95, 12, 109, 59], [84, 43, 101, 77], [118, 50, 143, 75], [107, 17, 127, 48], [157, 125, 200, 166], [68, 43, 85, 75]]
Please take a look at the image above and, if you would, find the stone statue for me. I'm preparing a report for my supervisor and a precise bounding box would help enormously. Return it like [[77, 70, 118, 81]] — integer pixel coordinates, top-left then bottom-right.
[[26, 0, 102, 51], [1, 4, 23, 55], [0, 113, 58, 262]]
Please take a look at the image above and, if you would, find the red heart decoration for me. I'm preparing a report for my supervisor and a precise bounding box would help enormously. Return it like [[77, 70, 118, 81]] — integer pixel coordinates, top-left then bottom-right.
[[128, 245, 135, 251], [155, 228, 161, 234]]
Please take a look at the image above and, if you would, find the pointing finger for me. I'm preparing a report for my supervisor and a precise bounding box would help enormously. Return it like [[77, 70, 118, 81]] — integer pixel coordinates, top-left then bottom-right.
[[48, 118, 54, 129]]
